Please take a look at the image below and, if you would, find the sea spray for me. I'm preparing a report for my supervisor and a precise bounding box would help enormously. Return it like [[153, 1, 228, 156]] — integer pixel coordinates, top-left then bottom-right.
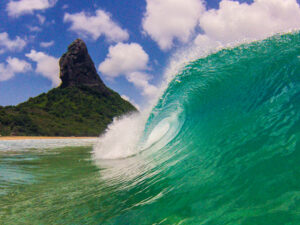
[[93, 112, 147, 159]]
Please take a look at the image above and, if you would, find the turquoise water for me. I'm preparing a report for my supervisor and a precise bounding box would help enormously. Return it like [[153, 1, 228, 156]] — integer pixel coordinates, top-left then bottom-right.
[[1, 32, 300, 224]]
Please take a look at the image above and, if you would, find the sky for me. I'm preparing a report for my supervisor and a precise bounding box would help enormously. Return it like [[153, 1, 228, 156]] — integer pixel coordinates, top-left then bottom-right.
[[1, 0, 300, 108]]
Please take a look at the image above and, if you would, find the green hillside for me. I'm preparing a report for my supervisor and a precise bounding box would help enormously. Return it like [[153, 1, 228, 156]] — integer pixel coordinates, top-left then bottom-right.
[[0, 86, 136, 136], [0, 39, 138, 137]]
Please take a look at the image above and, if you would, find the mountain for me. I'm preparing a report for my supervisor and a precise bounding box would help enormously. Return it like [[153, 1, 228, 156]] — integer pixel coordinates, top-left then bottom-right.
[[0, 39, 137, 137]]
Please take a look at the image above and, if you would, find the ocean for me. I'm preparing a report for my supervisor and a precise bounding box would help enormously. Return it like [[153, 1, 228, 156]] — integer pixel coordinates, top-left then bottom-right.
[[1, 32, 300, 224]]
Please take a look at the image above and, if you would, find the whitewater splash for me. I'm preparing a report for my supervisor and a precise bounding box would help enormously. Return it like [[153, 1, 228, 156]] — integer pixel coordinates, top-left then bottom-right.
[[93, 113, 147, 159]]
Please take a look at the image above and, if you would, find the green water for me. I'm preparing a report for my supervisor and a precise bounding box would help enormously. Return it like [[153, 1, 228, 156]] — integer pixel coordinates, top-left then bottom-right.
[[1, 32, 300, 224], [0, 147, 103, 224]]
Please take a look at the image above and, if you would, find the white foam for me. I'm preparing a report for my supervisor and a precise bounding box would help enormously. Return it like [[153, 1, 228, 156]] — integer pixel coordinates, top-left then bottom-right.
[[0, 138, 97, 152], [93, 112, 148, 159]]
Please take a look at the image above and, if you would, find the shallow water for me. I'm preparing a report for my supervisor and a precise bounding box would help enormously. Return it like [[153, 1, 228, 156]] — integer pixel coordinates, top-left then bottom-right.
[[0, 145, 101, 224]]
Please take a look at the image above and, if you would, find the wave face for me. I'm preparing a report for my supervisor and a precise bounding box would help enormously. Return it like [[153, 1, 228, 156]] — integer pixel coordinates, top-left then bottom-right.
[[92, 32, 300, 224]]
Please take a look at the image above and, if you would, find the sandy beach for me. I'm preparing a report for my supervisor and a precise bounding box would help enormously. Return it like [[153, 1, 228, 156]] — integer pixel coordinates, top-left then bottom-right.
[[0, 136, 98, 141]]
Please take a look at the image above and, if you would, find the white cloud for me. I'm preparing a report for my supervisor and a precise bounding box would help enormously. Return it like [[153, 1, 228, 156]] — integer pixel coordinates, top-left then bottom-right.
[[40, 40, 54, 48], [64, 9, 129, 42], [26, 50, 60, 86], [121, 95, 140, 110], [193, 34, 221, 50], [0, 32, 26, 52], [37, 14, 46, 24], [0, 57, 32, 81], [198, 0, 300, 45], [126, 72, 158, 98], [6, 57, 31, 73], [28, 25, 42, 32], [142, 0, 300, 51], [7, 0, 57, 17], [99, 43, 157, 98], [99, 43, 149, 77], [142, 0, 205, 50]]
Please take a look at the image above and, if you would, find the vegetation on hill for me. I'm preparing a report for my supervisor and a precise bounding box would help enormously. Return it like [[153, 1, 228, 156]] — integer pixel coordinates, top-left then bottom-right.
[[0, 86, 136, 136]]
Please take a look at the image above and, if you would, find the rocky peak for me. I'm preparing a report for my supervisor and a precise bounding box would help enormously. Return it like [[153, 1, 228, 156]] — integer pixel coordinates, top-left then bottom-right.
[[59, 39, 107, 92]]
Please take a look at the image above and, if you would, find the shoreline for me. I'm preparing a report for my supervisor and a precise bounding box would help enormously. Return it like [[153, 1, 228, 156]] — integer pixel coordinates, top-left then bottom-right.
[[0, 136, 98, 141]]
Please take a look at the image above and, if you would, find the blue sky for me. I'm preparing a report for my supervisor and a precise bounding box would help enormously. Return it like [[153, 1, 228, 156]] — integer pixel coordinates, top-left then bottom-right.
[[1, 0, 300, 107]]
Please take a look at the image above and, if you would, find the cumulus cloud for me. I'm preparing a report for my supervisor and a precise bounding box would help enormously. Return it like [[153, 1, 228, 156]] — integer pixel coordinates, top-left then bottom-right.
[[26, 50, 60, 86], [6, 0, 57, 17], [193, 34, 222, 50], [40, 40, 54, 48], [99, 43, 157, 98], [142, 0, 205, 50], [198, 0, 300, 45], [0, 32, 26, 52], [64, 9, 129, 42], [126, 72, 158, 97], [142, 0, 300, 50], [99, 43, 149, 77], [0, 57, 32, 81]]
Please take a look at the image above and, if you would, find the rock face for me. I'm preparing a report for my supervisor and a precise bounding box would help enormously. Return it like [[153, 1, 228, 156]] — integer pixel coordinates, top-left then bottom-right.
[[59, 39, 107, 92]]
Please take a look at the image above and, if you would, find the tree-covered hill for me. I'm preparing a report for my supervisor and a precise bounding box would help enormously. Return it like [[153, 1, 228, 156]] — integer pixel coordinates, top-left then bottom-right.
[[0, 39, 137, 136], [0, 86, 136, 136]]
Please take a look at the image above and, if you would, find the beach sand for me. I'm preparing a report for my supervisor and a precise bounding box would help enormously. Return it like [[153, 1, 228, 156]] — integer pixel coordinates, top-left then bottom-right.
[[0, 136, 97, 141]]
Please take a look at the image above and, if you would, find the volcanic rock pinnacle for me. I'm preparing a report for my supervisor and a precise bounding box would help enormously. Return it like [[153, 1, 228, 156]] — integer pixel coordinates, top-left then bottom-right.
[[59, 39, 107, 92]]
